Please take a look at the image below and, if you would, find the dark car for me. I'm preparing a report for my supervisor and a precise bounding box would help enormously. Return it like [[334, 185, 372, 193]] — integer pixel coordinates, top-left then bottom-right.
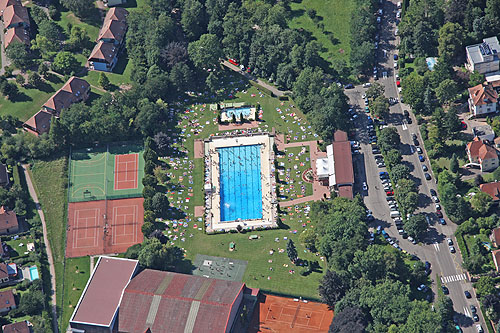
[[464, 290, 472, 298], [425, 173, 431, 180], [344, 84, 354, 89], [430, 189, 437, 196], [473, 314, 479, 322], [407, 117, 412, 124], [404, 110, 409, 118], [442, 285, 449, 295], [425, 261, 431, 275], [436, 211, 443, 218], [470, 305, 477, 314], [413, 139, 420, 146], [394, 54, 398, 60], [461, 121, 467, 130], [419, 155, 425, 162], [439, 218, 446, 225]]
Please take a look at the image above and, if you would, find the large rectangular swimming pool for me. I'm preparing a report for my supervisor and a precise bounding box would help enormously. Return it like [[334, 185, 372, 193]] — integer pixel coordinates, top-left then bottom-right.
[[218, 145, 263, 222]]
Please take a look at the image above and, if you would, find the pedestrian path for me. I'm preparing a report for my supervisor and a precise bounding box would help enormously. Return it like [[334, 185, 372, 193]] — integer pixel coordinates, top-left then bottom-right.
[[441, 273, 467, 284]]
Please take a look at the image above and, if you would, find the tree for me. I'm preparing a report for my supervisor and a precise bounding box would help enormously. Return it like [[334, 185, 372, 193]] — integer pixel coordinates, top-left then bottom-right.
[[396, 179, 419, 214], [67, 25, 91, 51], [151, 192, 169, 217], [299, 228, 317, 251], [329, 306, 367, 333], [52, 51, 79, 75], [319, 270, 347, 309], [366, 82, 385, 100], [350, 41, 374, 75], [5, 43, 31, 69], [371, 95, 390, 119], [401, 300, 441, 333], [188, 34, 223, 69], [474, 276, 496, 297], [38, 63, 49, 78], [287, 239, 298, 263], [385, 149, 402, 169], [60, 0, 95, 18], [161, 42, 188, 69], [138, 238, 184, 271], [16, 74, 25, 86], [378, 127, 401, 153], [19, 290, 44, 315], [438, 22, 465, 63], [470, 191, 493, 215], [28, 71, 42, 87], [436, 296, 454, 323], [309, 89, 350, 139], [401, 73, 425, 112], [444, 108, 462, 137], [405, 214, 427, 240], [391, 164, 411, 183], [0, 81, 18, 99], [435, 79, 459, 104], [98, 72, 111, 90], [181, 0, 207, 41], [449, 153, 459, 173], [469, 71, 485, 87]]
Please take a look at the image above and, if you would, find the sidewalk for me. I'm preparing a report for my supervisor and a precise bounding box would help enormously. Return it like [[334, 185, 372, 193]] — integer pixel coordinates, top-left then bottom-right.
[[22, 164, 59, 333]]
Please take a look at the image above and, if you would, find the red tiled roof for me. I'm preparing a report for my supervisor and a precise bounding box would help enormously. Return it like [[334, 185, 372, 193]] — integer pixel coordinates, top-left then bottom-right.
[[0, 0, 19, 13], [0, 207, 18, 233], [118, 269, 244, 332], [338, 185, 353, 199], [23, 110, 52, 136], [480, 182, 500, 202], [104, 7, 128, 23], [493, 249, 500, 272], [2, 321, 30, 333], [468, 83, 498, 106], [0, 263, 8, 281], [88, 40, 118, 64], [332, 140, 354, 185], [333, 130, 348, 142], [478, 143, 498, 160], [492, 227, 500, 246], [467, 138, 497, 160], [0, 289, 15, 309], [43, 77, 89, 114], [70, 257, 138, 327], [98, 19, 126, 43], [2, 5, 28, 28], [4, 26, 29, 48]]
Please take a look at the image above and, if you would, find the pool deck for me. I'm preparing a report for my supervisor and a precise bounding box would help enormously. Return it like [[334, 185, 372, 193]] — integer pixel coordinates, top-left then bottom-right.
[[204, 133, 278, 233]]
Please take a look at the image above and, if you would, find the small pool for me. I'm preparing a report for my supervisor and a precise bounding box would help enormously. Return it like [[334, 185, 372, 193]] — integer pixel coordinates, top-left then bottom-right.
[[224, 107, 252, 118], [426, 57, 437, 71], [29, 266, 39, 280]]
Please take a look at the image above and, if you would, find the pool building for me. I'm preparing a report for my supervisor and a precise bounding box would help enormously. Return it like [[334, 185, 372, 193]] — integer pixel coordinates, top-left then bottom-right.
[[204, 133, 278, 233], [212, 102, 259, 123]]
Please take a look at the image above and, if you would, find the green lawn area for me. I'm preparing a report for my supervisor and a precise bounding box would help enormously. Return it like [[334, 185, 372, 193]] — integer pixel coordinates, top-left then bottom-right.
[[55, 10, 100, 41], [5, 237, 34, 257], [29, 157, 68, 330], [61, 257, 90, 331], [276, 146, 313, 201], [289, 0, 354, 65], [0, 80, 64, 122]]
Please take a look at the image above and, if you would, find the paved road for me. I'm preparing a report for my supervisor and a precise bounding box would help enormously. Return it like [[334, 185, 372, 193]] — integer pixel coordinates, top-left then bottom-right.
[[23, 165, 59, 333], [346, 1, 485, 332]]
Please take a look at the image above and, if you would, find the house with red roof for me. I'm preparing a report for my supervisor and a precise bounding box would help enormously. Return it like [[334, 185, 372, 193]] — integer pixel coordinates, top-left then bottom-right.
[[0, 289, 16, 314], [4, 26, 29, 49], [2, 321, 32, 333], [2, 4, 28, 29], [88, 7, 128, 72], [493, 249, 500, 272], [468, 83, 498, 117], [480, 182, 500, 204], [0, 0, 20, 15], [491, 227, 500, 247], [466, 138, 499, 171]]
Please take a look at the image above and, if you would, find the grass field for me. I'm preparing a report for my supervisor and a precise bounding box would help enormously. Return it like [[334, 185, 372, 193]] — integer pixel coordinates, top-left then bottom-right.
[[29, 157, 68, 330], [289, 0, 354, 65], [276, 146, 313, 200], [61, 257, 90, 331]]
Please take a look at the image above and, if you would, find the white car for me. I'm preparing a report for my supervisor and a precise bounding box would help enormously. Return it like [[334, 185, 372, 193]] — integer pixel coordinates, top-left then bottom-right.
[[395, 28, 399, 36], [393, 61, 398, 69], [363, 83, 371, 88], [362, 182, 368, 191], [396, 10, 401, 18], [362, 93, 367, 98], [447, 238, 453, 246]]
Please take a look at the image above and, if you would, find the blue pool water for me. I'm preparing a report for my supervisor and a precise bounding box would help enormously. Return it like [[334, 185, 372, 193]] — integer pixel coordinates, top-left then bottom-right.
[[218, 145, 263, 222], [29, 266, 39, 280], [224, 107, 252, 118]]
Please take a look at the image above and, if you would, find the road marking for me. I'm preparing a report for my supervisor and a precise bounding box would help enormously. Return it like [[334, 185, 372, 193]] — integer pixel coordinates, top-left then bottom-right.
[[440, 274, 467, 284], [464, 306, 471, 318], [433, 243, 440, 251], [401, 121, 408, 130], [410, 146, 414, 154]]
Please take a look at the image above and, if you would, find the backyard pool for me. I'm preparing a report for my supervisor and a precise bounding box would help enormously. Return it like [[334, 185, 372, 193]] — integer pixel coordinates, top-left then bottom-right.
[[218, 145, 263, 222], [29, 266, 39, 280], [224, 107, 253, 118]]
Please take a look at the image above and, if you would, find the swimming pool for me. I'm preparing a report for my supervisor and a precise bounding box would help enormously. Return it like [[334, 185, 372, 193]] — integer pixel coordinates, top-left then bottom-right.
[[224, 107, 253, 118], [218, 145, 263, 222], [29, 266, 39, 280]]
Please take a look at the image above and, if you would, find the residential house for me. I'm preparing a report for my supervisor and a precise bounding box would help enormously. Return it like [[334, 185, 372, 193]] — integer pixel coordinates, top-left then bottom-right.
[[87, 7, 128, 72], [0, 0, 19, 16], [473, 124, 496, 142], [0, 164, 9, 187], [0, 263, 10, 286], [22, 110, 52, 136], [493, 249, 500, 272], [0, 206, 18, 235], [466, 138, 499, 171], [490, 227, 500, 247], [42, 77, 90, 116], [0, 290, 16, 314], [2, 321, 32, 333], [105, 0, 127, 7], [4, 26, 29, 49], [480, 182, 500, 203], [2, 5, 28, 29], [468, 83, 498, 117], [466, 37, 500, 74]]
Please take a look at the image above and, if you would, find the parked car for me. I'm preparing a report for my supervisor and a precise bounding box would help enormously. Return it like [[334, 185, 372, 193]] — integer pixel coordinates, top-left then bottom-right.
[[461, 121, 467, 130], [470, 305, 477, 314], [417, 147, 423, 154], [363, 83, 371, 88], [473, 314, 479, 322], [435, 203, 441, 210], [344, 84, 354, 89], [425, 173, 431, 180], [362, 182, 368, 191], [394, 54, 398, 60], [439, 217, 446, 224], [476, 324, 483, 333], [449, 246, 455, 253], [422, 165, 428, 171], [464, 290, 472, 299], [430, 189, 437, 196], [386, 191, 394, 196], [442, 285, 449, 295], [419, 155, 425, 162], [432, 195, 439, 203]]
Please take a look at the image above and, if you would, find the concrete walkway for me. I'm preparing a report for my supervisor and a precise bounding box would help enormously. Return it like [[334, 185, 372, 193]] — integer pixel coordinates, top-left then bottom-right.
[[22, 164, 59, 333], [0, 21, 11, 75], [221, 60, 291, 97]]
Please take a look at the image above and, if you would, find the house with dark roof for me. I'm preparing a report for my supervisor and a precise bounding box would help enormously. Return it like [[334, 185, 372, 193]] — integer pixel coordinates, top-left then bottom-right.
[[0, 289, 16, 314], [87, 7, 128, 72], [466, 37, 500, 74], [2, 4, 28, 29], [468, 83, 498, 117], [466, 138, 499, 171], [42, 77, 90, 116], [0, 164, 9, 187], [4, 26, 29, 49], [22, 110, 52, 137], [0, 206, 18, 235], [105, 0, 127, 7], [0, 263, 10, 286], [2, 320, 32, 333], [70, 256, 250, 333]]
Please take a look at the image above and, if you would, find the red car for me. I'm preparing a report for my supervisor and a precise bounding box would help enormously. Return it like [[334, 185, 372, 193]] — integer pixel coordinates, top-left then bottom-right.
[[436, 211, 443, 218], [396, 80, 401, 87], [461, 121, 467, 130], [386, 191, 394, 196]]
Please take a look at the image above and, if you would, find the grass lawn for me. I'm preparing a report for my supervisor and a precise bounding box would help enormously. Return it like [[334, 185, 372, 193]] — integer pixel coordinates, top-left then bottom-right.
[[61, 257, 90, 331], [463, 233, 495, 271], [55, 10, 101, 42], [29, 157, 68, 329], [5, 237, 34, 257], [289, 0, 354, 66], [0, 80, 64, 122], [276, 146, 313, 201]]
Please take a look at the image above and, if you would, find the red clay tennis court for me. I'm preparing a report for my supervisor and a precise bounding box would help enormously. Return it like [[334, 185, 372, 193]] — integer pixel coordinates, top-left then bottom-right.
[[66, 198, 144, 258], [114, 154, 139, 190], [249, 294, 333, 332]]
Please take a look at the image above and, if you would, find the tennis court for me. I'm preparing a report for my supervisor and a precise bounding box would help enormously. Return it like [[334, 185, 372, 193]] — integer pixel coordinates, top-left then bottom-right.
[[249, 294, 333, 332], [66, 198, 144, 258], [68, 143, 144, 202]]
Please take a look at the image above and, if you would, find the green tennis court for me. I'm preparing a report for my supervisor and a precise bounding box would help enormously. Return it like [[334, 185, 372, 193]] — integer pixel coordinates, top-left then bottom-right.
[[68, 143, 144, 202]]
